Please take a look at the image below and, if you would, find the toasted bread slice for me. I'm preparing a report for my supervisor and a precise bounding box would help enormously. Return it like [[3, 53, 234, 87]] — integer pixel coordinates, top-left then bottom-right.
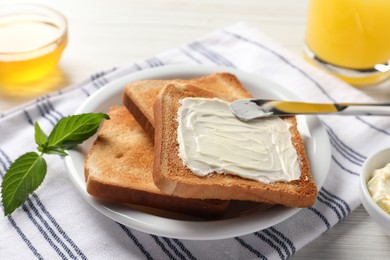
[[84, 106, 230, 218], [153, 83, 317, 208], [123, 73, 252, 138]]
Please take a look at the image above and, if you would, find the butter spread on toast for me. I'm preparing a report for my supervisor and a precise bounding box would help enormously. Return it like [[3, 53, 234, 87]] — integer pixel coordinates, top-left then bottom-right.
[[177, 97, 301, 184]]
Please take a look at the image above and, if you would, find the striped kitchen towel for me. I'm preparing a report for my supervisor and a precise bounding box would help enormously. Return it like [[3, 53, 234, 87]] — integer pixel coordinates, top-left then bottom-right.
[[0, 22, 387, 260]]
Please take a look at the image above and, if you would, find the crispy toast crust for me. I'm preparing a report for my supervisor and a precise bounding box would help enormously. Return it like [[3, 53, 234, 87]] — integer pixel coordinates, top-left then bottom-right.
[[84, 106, 229, 218], [153, 84, 318, 208], [123, 73, 253, 139]]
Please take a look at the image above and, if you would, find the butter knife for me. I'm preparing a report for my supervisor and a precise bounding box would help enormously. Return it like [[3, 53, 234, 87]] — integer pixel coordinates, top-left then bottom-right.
[[229, 99, 390, 121]]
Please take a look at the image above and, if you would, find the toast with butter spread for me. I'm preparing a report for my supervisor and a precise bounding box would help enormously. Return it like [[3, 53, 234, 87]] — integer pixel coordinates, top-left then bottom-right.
[[153, 83, 318, 208], [123, 73, 252, 139], [84, 106, 230, 218]]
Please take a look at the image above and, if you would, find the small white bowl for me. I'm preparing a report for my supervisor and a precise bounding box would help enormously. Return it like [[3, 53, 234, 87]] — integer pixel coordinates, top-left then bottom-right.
[[360, 147, 390, 236]]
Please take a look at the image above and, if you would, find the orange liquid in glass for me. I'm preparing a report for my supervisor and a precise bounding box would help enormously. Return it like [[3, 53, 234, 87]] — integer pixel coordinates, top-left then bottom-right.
[[305, 0, 390, 86]]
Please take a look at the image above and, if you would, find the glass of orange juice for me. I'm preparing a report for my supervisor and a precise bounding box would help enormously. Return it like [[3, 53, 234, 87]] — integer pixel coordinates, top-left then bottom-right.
[[0, 4, 67, 85], [304, 0, 390, 87]]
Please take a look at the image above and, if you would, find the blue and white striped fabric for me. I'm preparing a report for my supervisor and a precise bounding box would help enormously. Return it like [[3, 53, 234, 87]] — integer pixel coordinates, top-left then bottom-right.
[[1, 22, 388, 259]]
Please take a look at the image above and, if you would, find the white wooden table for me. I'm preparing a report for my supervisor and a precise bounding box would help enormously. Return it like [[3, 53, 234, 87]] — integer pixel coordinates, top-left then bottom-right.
[[1, 0, 390, 258]]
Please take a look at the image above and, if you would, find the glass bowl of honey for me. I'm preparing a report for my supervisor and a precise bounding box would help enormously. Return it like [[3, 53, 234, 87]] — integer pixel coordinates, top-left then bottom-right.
[[0, 4, 67, 84]]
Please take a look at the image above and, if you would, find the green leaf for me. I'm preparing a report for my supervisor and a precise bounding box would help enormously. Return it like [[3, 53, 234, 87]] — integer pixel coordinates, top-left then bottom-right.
[[43, 146, 68, 156], [1, 152, 47, 216], [47, 113, 109, 150], [34, 122, 47, 146]]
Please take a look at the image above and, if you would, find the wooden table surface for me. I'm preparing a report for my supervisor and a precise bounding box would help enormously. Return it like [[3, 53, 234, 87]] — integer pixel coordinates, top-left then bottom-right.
[[1, 0, 390, 259]]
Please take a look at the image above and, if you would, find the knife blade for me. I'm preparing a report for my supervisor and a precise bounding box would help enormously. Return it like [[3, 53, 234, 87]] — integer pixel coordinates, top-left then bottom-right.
[[229, 99, 390, 121]]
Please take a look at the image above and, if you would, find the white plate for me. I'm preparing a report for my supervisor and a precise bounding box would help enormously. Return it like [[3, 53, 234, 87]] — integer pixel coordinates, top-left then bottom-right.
[[64, 64, 331, 240]]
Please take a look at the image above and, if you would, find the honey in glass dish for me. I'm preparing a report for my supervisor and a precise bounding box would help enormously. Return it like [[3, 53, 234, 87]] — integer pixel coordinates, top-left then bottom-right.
[[0, 4, 67, 85]]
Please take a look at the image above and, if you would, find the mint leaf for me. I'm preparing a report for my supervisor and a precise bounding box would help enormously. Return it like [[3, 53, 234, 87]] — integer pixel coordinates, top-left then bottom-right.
[[1, 112, 108, 216], [35, 122, 48, 153], [1, 152, 47, 216], [43, 146, 68, 156], [34, 122, 47, 146], [47, 113, 109, 149]]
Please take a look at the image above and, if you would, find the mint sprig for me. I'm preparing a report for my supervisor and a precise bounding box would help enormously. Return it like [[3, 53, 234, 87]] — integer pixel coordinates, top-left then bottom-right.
[[1, 113, 109, 216], [2, 152, 46, 216]]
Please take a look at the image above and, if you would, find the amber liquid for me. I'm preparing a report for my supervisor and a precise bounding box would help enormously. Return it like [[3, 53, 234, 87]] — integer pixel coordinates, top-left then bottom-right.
[[0, 19, 67, 85]]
